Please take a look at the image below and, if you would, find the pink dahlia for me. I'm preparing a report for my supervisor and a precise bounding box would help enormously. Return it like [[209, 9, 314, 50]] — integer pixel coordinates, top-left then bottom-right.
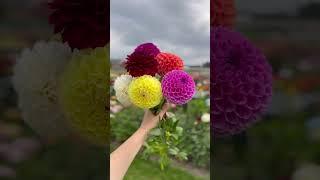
[[125, 43, 159, 77], [211, 26, 273, 137], [48, 0, 108, 49], [156, 52, 184, 76], [162, 70, 195, 105]]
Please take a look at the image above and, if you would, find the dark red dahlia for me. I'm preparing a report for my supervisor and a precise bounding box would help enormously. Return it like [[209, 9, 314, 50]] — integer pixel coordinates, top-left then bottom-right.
[[125, 43, 160, 77], [156, 52, 184, 76], [48, 0, 108, 49], [134, 43, 160, 57], [211, 0, 236, 28], [211, 26, 273, 137]]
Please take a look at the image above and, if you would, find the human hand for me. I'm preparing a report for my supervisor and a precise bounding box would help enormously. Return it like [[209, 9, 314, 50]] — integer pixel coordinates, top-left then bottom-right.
[[139, 103, 170, 133]]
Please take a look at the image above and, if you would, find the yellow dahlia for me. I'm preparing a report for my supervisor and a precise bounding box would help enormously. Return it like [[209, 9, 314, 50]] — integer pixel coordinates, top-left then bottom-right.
[[59, 45, 109, 145], [128, 75, 162, 109]]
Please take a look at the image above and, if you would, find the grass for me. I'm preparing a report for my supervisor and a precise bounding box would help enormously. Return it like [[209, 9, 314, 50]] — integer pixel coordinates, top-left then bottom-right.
[[124, 157, 205, 180]]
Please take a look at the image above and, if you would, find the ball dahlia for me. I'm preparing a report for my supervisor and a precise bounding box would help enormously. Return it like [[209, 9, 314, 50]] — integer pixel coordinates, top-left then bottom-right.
[[134, 43, 160, 58], [128, 75, 162, 109], [161, 70, 195, 105], [48, 0, 108, 49], [59, 46, 109, 145], [211, 0, 236, 28], [156, 52, 184, 76], [125, 43, 159, 77], [211, 27, 273, 137], [12, 41, 72, 141], [114, 74, 133, 107]]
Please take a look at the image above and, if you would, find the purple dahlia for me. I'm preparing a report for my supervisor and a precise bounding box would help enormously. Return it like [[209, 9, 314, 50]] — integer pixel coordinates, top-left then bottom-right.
[[162, 70, 195, 105], [211, 26, 273, 137]]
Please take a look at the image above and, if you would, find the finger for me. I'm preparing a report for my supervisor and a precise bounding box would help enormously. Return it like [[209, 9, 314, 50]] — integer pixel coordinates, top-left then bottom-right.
[[158, 103, 170, 119]]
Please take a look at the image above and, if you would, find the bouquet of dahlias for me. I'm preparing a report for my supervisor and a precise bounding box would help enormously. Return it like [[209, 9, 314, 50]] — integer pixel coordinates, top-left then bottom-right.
[[114, 43, 196, 169]]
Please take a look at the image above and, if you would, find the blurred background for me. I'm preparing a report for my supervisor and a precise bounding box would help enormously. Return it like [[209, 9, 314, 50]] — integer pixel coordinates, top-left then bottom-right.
[[110, 0, 210, 179], [0, 1, 106, 179], [213, 0, 320, 179]]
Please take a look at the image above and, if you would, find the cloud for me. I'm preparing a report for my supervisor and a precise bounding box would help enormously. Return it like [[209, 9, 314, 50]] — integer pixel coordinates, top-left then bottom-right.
[[110, 0, 210, 65]]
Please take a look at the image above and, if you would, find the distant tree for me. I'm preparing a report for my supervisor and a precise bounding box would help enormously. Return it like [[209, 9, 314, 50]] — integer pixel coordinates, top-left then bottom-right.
[[202, 62, 210, 68], [298, 2, 320, 19]]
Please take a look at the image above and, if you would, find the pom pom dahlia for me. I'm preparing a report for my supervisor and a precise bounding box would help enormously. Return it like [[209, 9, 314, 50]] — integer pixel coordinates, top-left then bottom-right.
[[156, 52, 184, 76], [125, 43, 159, 77], [162, 70, 195, 105], [48, 0, 108, 49], [211, 0, 236, 28], [12, 41, 72, 141], [128, 75, 162, 109], [59, 46, 109, 145], [134, 43, 160, 57], [114, 74, 133, 107], [211, 27, 273, 137]]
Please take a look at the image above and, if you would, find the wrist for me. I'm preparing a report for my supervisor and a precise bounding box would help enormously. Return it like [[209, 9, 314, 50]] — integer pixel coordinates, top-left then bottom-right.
[[137, 127, 150, 136]]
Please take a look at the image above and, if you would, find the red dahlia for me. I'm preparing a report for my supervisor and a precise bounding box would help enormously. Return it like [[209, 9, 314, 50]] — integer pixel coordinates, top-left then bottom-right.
[[156, 52, 184, 76], [125, 51, 159, 77], [48, 0, 108, 49], [211, 0, 236, 28]]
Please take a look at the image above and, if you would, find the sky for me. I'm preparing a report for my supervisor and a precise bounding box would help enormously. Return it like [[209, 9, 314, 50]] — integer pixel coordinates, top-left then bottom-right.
[[110, 0, 210, 66]]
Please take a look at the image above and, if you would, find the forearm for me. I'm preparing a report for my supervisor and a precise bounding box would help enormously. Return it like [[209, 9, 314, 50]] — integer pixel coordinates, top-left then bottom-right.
[[110, 128, 149, 180]]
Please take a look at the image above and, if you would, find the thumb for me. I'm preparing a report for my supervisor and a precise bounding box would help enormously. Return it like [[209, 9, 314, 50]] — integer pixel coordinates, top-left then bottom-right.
[[158, 103, 170, 119]]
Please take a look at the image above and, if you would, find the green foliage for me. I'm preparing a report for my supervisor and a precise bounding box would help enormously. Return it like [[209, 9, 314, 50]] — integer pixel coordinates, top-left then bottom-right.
[[16, 141, 106, 180], [177, 98, 210, 168], [111, 107, 144, 142], [143, 116, 188, 170], [124, 157, 204, 180]]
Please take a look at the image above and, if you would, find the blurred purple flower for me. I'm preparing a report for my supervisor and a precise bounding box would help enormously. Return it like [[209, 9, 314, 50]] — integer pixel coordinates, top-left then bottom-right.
[[211, 26, 273, 137]]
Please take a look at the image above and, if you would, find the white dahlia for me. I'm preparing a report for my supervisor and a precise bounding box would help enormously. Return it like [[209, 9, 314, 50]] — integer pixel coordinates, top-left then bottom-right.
[[114, 74, 133, 107], [12, 41, 72, 141], [201, 113, 210, 123]]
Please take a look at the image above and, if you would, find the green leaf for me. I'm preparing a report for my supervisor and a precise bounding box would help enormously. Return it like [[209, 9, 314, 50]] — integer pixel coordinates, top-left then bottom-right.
[[149, 128, 161, 136]]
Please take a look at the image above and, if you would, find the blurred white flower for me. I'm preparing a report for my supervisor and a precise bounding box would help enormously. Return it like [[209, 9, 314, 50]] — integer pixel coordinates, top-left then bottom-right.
[[114, 74, 133, 107], [205, 98, 210, 106], [293, 163, 320, 180], [201, 113, 210, 123], [12, 41, 72, 141]]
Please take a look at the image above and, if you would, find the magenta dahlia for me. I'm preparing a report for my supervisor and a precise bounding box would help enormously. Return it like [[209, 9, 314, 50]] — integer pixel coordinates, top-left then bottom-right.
[[162, 70, 196, 105], [48, 0, 108, 49], [211, 26, 273, 137], [125, 43, 159, 77]]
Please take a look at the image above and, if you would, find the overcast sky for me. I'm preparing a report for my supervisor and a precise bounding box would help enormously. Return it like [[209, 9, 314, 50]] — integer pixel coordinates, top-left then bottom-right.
[[110, 0, 210, 66]]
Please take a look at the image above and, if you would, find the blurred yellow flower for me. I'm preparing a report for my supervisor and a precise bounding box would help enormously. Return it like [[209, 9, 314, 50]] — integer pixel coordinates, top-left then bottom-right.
[[59, 45, 109, 145], [128, 75, 162, 109]]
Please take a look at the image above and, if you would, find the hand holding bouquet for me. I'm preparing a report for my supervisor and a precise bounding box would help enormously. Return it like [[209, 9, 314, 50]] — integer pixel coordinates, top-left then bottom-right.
[[114, 43, 196, 169]]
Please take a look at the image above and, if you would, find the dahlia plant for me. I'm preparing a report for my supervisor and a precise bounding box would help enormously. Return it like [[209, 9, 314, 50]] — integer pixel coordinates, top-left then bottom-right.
[[114, 42, 196, 169]]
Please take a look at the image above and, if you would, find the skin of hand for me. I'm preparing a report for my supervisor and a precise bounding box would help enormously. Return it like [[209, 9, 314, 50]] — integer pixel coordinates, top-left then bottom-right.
[[110, 103, 169, 180]]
